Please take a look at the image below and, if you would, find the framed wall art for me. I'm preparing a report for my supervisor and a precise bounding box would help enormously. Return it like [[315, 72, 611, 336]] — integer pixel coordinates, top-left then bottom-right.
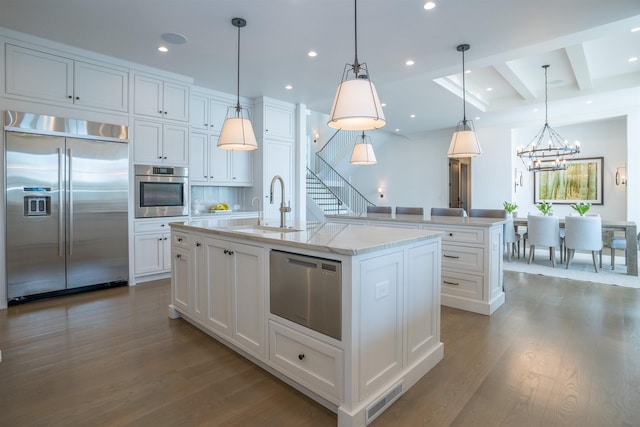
[[533, 157, 603, 205]]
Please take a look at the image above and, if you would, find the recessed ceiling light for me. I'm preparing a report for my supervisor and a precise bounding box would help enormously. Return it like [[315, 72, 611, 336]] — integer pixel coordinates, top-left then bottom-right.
[[486, 87, 493, 91], [158, 46, 169, 53], [405, 60, 415, 66], [631, 27, 640, 32], [586, 100, 593, 104], [475, 117, 480, 120], [395, 128, 400, 132], [629, 57, 638, 62], [285, 85, 293, 90], [533, 108, 539, 112], [381, 103, 387, 107], [308, 50, 317, 57], [410, 114, 416, 118], [465, 69, 471, 74], [161, 32, 188, 45], [423, 1, 436, 10]]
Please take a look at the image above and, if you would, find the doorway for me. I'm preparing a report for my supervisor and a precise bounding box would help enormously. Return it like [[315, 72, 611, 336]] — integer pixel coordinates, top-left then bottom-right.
[[449, 159, 470, 211]]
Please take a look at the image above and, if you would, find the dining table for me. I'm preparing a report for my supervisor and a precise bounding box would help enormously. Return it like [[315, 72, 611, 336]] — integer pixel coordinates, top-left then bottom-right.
[[512, 216, 638, 276]]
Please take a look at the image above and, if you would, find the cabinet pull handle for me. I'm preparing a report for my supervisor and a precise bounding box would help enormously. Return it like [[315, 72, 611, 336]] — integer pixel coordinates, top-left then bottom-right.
[[68, 95, 73, 99], [161, 224, 165, 227], [176, 254, 182, 258], [164, 111, 168, 115], [163, 156, 167, 159], [75, 96, 80, 100], [443, 254, 459, 259], [223, 249, 228, 254], [158, 238, 163, 241], [158, 156, 163, 159], [444, 280, 459, 286], [177, 238, 183, 242], [449, 233, 454, 237], [164, 237, 168, 240], [159, 110, 163, 113], [196, 243, 201, 247], [298, 354, 305, 360]]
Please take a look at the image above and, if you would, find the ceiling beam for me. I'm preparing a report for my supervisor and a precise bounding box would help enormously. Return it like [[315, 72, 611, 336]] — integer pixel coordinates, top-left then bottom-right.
[[565, 44, 593, 91], [493, 62, 536, 101]]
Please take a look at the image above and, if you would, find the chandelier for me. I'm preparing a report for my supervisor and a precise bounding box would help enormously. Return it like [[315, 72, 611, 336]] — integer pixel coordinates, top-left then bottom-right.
[[517, 65, 580, 171]]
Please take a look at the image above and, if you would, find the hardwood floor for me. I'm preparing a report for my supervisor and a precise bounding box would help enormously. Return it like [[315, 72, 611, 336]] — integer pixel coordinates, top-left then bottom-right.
[[1, 273, 638, 426]]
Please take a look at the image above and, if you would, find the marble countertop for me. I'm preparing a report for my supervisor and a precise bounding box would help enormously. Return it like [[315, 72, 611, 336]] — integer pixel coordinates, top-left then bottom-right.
[[327, 213, 506, 227], [172, 219, 442, 256]]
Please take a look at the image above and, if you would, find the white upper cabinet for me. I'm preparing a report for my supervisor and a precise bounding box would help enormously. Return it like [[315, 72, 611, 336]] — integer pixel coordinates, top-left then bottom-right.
[[134, 74, 189, 122], [190, 93, 231, 132], [4, 43, 129, 113], [134, 119, 189, 166], [189, 132, 252, 186], [264, 104, 295, 140]]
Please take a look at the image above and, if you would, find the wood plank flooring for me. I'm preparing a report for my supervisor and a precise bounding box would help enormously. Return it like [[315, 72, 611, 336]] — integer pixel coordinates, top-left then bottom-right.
[[1, 272, 639, 426]]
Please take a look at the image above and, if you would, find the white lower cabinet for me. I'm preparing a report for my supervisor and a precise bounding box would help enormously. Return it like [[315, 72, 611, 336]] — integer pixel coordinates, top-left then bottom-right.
[[199, 236, 265, 357], [134, 219, 185, 277]]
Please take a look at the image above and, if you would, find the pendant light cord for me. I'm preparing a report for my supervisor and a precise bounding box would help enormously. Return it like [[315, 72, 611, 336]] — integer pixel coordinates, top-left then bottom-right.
[[353, 0, 360, 75], [461, 46, 467, 123], [235, 23, 241, 115], [543, 64, 549, 126]]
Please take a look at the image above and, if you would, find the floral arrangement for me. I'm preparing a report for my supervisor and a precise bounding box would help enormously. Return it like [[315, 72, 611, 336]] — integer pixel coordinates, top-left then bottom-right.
[[536, 201, 553, 216], [570, 202, 591, 216], [503, 201, 518, 214]]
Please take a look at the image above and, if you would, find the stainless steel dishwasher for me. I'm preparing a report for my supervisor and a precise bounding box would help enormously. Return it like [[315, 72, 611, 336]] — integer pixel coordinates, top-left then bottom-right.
[[270, 250, 342, 340]]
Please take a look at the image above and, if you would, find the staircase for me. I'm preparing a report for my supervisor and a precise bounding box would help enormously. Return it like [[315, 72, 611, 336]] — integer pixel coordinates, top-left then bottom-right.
[[306, 169, 349, 215]]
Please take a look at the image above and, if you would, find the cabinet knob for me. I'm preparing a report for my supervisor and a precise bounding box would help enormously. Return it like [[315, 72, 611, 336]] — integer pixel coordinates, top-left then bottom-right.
[[164, 237, 168, 240], [223, 249, 228, 254], [67, 95, 72, 99], [75, 96, 80, 100], [298, 354, 305, 360], [161, 224, 165, 227], [158, 156, 163, 159], [228, 250, 234, 256], [164, 111, 168, 115], [158, 238, 163, 241], [159, 110, 163, 114], [196, 243, 201, 247], [178, 238, 183, 242], [204, 123, 208, 127], [176, 254, 182, 258], [449, 233, 453, 237], [163, 156, 167, 159]]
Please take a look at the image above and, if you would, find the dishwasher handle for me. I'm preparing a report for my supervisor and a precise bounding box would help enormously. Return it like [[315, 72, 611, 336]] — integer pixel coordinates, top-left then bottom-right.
[[286, 257, 317, 269]]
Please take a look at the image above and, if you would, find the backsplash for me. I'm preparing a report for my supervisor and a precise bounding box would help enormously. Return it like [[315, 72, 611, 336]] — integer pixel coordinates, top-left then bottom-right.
[[191, 186, 247, 214]]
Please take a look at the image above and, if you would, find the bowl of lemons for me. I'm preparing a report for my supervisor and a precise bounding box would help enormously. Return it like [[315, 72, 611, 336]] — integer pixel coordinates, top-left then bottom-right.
[[209, 203, 230, 212]]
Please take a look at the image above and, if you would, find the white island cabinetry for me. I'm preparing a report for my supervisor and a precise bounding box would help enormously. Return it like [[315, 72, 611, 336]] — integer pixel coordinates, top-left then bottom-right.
[[169, 221, 443, 426]]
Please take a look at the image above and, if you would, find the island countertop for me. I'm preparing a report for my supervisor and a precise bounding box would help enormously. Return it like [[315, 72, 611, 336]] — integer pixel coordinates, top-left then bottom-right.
[[326, 213, 506, 227], [171, 218, 442, 256]]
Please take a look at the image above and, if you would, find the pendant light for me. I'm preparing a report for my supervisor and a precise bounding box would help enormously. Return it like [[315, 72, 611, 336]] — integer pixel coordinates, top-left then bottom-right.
[[350, 131, 377, 165], [328, 0, 386, 131], [517, 65, 580, 171], [218, 17, 257, 151], [448, 44, 482, 158]]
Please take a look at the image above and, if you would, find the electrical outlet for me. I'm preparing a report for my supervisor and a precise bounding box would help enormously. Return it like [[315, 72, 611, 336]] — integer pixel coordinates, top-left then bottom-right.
[[375, 281, 389, 300]]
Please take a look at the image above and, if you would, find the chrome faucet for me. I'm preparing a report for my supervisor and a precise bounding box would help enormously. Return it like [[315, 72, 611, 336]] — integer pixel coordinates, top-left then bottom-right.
[[269, 175, 291, 228], [251, 196, 262, 225]]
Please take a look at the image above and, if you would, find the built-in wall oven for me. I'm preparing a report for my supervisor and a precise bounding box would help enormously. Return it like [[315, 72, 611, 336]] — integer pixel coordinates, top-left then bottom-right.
[[134, 165, 188, 218]]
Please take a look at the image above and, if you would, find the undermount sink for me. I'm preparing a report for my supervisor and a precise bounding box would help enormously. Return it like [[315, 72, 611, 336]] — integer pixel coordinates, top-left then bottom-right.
[[233, 225, 304, 234]]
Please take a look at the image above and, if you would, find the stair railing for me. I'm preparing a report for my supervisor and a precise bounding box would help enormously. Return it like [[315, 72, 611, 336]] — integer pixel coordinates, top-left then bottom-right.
[[306, 167, 346, 214]]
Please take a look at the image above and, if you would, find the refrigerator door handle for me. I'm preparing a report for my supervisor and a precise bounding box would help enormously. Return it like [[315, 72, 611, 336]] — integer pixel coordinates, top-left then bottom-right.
[[68, 148, 73, 255], [58, 147, 64, 257]]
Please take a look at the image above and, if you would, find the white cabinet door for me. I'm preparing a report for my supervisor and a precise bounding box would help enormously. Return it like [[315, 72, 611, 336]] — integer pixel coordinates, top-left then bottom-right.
[[134, 233, 166, 275], [204, 237, 233, 337], [162, 124, 189, 166], [163, 81, 189, 122], [208, 138, 232, 184], [5, 44, 73, 104], [209, 98, 230, 133], [231, 151, 253, 186], [189, 132, 208, 182], [133, 120, 163, 164], [264, 104, 295, 140], [134, 74, 164, 118], [171, 245, 190, 313], [230, 241, 264, 356], [190, 235, 206, 322], [190, 93, 209, 130], [74, 61, 128, 112]]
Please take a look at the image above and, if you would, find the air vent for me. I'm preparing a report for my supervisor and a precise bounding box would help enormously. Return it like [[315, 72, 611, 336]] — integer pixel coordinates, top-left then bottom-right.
[[366, 382, 403, 423]]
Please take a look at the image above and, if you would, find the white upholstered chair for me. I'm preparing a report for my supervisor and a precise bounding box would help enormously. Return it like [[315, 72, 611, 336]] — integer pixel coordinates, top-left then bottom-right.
[[527, 214, 563, 267], [564, 215, 603, 272]]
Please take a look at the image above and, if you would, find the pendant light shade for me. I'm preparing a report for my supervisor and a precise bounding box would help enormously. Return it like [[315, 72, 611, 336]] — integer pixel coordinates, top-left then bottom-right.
[[218, 17, 257, 151], [350, 132, 377, 165], [516, 65, 580, 172], [328, 0, 386, 131], [448, 44, 482, 158]]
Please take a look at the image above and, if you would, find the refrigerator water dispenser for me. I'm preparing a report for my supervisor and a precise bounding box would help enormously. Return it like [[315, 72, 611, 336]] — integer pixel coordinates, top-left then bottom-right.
[[24, 195, 51, 216]]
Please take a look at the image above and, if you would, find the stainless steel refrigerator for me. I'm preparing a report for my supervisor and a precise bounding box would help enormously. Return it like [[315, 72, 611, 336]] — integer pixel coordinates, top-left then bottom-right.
[[5, 111, 129, 302]]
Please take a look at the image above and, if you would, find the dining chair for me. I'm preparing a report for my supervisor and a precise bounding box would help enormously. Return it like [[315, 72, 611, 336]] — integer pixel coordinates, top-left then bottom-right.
[[395, 206, 424, 215], [526, 214, 563, 267], [367, 205, 392, 214], [608, 232, 640, 270], [430, 207, 466, 217], [564, 215, 603, 272], [469, 209, 520, 260]]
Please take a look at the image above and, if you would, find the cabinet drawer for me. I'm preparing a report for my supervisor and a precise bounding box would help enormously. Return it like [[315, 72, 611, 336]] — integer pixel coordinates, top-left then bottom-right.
[[441, 245, 484, 273], [134, 219, 185, 233], [423, 225, 485, 245], [441, 271, 483, 300], [269, 321, 343, 401], [172, 232, 189, 249]]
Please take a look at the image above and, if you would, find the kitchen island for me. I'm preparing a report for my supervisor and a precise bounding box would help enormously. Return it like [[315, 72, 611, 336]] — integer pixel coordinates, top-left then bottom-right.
[[169, 219, 443, 426], [327, 213, 506, 315]]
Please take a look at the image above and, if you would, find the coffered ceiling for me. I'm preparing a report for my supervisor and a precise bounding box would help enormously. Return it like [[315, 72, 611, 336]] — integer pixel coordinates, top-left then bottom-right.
[[1, 0, 639, 137]]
